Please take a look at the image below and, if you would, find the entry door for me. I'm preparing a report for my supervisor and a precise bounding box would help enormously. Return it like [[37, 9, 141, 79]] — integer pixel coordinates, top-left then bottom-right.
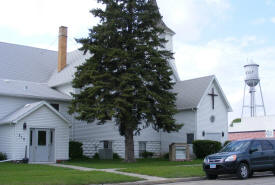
[[35, 129, 49, 162]]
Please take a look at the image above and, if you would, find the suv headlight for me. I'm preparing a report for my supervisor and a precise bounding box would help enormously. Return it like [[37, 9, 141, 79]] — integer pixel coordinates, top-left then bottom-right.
[[225, 155, 237, 162], [204, 157, 208, 163]]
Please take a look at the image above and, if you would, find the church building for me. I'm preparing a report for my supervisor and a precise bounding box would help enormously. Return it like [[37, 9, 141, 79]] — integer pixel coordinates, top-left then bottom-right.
[[0, 0, 232, 161]]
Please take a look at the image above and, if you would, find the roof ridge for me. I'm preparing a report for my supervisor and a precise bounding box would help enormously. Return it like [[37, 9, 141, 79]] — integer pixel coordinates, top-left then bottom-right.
[[0, 41, 58, 53], [178, 75, 215, 83]]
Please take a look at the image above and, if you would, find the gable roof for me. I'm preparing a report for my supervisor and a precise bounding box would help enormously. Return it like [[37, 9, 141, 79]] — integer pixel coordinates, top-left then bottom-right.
[[173, 75, 232, 111], [0, 101, 70, 125], [0, 42, 84, 86], [0, 42, 57, 83], [0, 79, 72, 101]]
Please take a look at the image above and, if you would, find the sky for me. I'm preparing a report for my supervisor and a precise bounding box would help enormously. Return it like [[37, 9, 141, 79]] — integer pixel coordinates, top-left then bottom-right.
[[0, 0, 275, 123]]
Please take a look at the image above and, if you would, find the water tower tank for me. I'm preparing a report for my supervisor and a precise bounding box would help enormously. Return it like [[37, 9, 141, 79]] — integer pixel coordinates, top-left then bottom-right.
[[244, 61, 260, 87]]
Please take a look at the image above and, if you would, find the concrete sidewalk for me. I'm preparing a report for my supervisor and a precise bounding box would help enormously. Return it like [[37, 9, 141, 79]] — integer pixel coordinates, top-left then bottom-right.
[[48, 163, 166, 181], [102, 177, 205, 185]]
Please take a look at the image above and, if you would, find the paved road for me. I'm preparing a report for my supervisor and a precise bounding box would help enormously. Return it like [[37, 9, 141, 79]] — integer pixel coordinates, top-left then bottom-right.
[[162, 172, 275, 185]]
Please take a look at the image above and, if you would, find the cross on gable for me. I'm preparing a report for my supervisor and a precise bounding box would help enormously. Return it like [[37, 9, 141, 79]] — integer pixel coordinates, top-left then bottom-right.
[[208, 88, 218, 110]]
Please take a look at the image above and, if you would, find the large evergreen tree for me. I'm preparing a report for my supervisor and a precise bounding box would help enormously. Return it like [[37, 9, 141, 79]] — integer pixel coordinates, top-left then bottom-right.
[[69, 0, 182, 162]]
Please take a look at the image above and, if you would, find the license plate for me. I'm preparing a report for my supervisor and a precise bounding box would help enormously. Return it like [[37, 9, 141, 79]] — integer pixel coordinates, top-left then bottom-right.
[[210, 164, 216, 169]]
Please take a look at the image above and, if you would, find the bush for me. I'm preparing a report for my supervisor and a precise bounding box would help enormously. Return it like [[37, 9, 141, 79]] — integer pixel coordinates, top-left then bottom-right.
[[141, 151, 154, 159], [69, 141, 83, 159], [223, 140, 231, 147], [162, 153, 169, 159], [193, 140, 222, 159], [93, 153, 100, 159], [113, 153, 121, 160], [0, 152, 7, 160]]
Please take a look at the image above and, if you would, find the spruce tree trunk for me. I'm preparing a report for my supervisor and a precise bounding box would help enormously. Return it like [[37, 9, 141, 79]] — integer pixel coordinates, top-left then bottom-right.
[[124, 128, 136, 163]]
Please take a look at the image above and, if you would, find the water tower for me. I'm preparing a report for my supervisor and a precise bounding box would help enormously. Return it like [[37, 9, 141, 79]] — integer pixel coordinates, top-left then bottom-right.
[[242, 60, 266, 117]]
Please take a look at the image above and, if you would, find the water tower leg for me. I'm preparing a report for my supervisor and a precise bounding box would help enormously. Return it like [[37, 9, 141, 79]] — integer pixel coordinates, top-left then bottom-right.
[[259, 82, 266, 116]]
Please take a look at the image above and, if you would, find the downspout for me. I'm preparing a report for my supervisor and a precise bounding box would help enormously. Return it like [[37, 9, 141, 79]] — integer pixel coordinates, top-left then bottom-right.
[[192, 108, 198, 140]]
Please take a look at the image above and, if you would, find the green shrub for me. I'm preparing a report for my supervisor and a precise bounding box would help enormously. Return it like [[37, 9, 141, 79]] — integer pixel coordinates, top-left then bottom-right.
[[0, 152, 7, 160], [93, 153, 100, 159], [223, 140, 231, 147], [141, 151, 154, 159], [162, 153, 169, 159], [69, 141, 83, 159], [113, 153, 121, 160], [192, 140, 222, 159]]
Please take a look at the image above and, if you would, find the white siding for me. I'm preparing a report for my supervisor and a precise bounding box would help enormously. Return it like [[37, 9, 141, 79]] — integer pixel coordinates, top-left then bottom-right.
[[71, 119, 161, 158], [196, 82, 228, 143], [160, 110, 196, 154], [0, 124, 14, 159], [54, 101, 162, 158], [13, 106, 69, 161]]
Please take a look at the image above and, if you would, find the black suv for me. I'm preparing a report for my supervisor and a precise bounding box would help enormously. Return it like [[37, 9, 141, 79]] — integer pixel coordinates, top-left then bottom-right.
[[203, 138, 275, 179]]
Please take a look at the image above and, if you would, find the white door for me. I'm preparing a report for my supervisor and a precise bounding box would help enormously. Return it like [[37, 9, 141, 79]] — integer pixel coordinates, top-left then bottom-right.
[[29, 129, 51, 162], [35, 129, 49, 162]]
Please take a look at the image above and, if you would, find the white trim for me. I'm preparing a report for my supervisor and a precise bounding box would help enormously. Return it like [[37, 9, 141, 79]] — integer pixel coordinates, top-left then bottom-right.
[[0, 101, 71, 126]]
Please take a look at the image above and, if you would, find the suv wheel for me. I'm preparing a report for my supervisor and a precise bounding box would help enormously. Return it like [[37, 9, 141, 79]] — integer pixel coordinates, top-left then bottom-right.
[[206, 173, 218, 180], [237, 163, 249, 179]]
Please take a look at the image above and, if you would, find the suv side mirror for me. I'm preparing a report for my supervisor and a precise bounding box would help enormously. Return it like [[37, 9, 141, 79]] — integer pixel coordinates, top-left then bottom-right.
[[250, 148, 258, 154]]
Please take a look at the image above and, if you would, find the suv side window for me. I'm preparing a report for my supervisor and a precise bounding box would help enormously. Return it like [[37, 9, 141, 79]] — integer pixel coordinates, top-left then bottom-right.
[[261, 140, 273, 151], [250, 141, 262, 152]]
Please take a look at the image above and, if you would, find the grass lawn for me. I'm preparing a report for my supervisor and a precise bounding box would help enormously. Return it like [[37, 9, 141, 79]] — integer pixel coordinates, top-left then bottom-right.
[[65, 158, 203, 169], [0, 162, 142, 185], [120, 166, 204, 178], [64, 158, 204, 178]]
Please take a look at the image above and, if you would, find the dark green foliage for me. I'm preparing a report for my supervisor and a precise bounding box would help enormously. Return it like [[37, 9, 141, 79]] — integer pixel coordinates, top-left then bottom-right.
[[223, 140, 231, 147], [141, 151, 154, 159], [69, 0, 182, 162], [192, 140, 222, 159], [113, 153, 122, 160], [69, 141, 83, 159], [230, 118, 241, 127], [162, 153, 169, 159], [0, 152, 7, 160], [93, 153, 100, 159]]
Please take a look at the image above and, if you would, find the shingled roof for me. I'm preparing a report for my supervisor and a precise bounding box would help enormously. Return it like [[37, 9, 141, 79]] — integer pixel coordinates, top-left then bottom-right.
[[173, 75, 232, 111], [0, 42, 57, 83], [0, 79, 71, 101]]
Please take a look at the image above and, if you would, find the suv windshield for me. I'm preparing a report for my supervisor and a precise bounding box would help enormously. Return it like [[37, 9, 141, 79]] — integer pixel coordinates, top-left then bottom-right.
[[220, 141, 250, 152]]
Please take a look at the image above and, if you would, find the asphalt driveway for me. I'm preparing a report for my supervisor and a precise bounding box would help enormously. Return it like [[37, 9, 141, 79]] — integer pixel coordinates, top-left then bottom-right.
[[161, 172, 275, 185]]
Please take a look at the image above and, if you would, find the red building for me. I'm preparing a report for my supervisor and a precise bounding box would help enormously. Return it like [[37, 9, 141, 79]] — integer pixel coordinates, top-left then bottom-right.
[[228, 116, 275, 140]]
